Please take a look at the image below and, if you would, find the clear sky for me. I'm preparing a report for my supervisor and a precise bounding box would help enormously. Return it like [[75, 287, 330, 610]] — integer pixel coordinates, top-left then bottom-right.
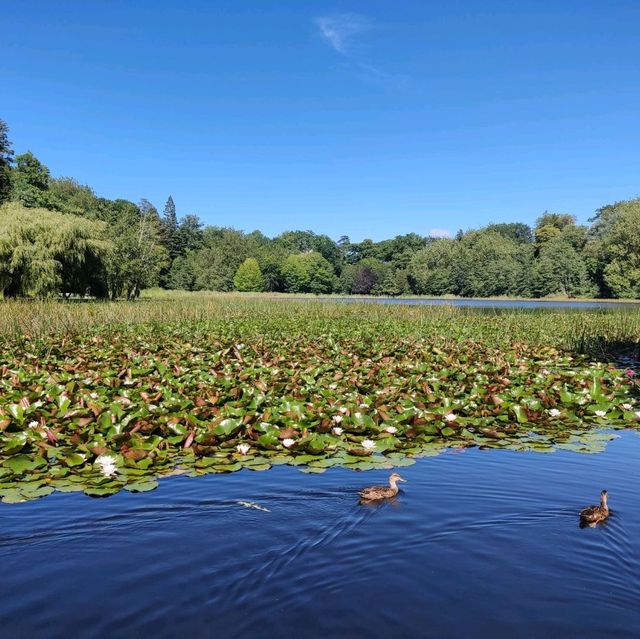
[[2, 1, 639, 241]]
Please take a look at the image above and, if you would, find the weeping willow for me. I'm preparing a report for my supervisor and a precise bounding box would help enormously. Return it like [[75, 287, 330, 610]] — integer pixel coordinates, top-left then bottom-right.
[[0, 202, 111, 298]]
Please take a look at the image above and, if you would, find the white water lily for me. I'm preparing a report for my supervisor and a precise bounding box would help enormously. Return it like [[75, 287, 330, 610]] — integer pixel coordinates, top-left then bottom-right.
[[95, 454, 118, 477], [354, 412, 362, 419], [332, 427, 343, 435], [90, 392, 99, 399], [548, 409, 561, 418], [384, 426, 398, 434], [359, 403, 368, 409], [282, 438, 295, 448], [329, 383, 338, 390], [594, 410, 607, 418], [236, 443, 250, 455], [444, 413, 457, 422], [28, 420, 39, 429], [333, 414, 343, 423], [338, 407, 348, 414], [361, 439, 376, 451], [622, 403, 632, 411], [635, 411, 640, 419], [148, 404, 158, 412]]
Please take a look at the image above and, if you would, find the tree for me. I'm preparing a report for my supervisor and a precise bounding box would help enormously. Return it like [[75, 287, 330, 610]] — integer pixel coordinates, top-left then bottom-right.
[[48, 177, 98, 217], [456, 231, 532, 297], [408, 239, 459, 295], [340, 258, 387, 294], [177, 214, 204, 253], [233, 258, 265, 292], [486, 222, 533, 244], [162, 196, 181, 260], [0, 202, 110, 298], [282, 252, 336, 294], [533, 237, 594, 298], [12, 152, 50, 208], [595, 198, 640, 298], [190, 227, 258, 291], [166, 255, 196, 290], [105, 200, 169, 299], [0, 119, 13, 205]]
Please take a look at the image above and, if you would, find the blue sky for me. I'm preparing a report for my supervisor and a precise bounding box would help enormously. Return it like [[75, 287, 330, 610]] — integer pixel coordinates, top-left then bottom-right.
[[2, 1, 639, 241]]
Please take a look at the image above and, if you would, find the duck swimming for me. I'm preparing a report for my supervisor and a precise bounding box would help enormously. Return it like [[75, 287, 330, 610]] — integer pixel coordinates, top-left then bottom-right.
[[359, 473, 407, 501], [580, 490, 609, 527]]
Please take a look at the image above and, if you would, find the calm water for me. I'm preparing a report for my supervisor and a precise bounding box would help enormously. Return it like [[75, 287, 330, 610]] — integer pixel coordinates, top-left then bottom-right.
[[1, 433, 639, 639], [310, 297, 639, 309]]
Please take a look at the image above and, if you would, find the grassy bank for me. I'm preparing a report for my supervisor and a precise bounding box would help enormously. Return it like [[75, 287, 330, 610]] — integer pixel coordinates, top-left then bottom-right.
[[0, 297, 639, 503]]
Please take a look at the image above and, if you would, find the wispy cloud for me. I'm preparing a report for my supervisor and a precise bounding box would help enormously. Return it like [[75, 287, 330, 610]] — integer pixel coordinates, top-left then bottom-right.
[[315, 13, 370, 54], [315, 13, 406, 88], [429, 228, 453, 239]]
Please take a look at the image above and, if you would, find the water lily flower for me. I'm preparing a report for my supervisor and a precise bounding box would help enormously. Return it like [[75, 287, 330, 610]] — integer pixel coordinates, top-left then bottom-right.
[[384, 426, 398, 434], [548, 409, 561, 418], [354, 412, 362, 419], [332, 427, 343, 435], [282, 438, 295, 448], [28, 420, 39, 429], [333, 415, 343, 423], [622, 403, 632, 411], [444, 413, 457, 422], [359, 403, 368, 409], [361, 439, 376, 451], [148, 404, 158, 411], [95, 454, 117, 477], [635, 411, 640, 419], [338, 407, 348, 414], [594, 410, 607, 418], [90, 392, 99, 399], [625, 369, 636, 377], [329, 383, 338, 390], [541, 369, 550, 375], [236, 443, 250, 455]]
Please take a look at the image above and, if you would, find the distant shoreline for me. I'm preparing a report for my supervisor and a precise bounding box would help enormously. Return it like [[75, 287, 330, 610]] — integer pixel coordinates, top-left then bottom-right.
[[142, 289, 640, 305]]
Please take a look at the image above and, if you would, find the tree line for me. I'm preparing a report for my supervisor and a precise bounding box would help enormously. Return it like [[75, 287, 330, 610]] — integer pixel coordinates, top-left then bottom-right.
[[1, 117, 638, 299]]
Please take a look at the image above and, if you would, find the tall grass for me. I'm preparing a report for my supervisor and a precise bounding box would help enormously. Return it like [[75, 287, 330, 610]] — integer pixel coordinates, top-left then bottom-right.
[[1, 293, 639, 358]]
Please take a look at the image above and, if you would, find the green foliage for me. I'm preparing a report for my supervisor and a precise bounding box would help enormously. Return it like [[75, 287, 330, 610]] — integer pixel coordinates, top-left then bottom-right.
[[409, 239, 459, 295], [233, 257, 265, 292], [282, 252, 336, 293], [597, 198, 640, 298], [105, 201, 169, 299], [166, 255, 196, 290], [1, 116, 639, 300], [191, 227, 258, 291], [0, 119, 13, 205], [0, 202, 110, 298], [47, 177, 99, 217], [533, 237, 594, 297], [11, 152, 50, 208], [340, 258, 388, 294], [0, 297, 638, 502], [456, 231, 533, 297]]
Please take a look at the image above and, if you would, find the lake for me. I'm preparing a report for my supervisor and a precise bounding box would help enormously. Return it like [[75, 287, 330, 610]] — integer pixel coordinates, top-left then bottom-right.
[[1, 430, 639, 638], [297, 296, 640, 309]]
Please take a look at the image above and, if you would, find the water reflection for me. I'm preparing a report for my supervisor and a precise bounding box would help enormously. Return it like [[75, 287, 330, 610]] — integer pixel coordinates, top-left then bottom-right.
[[0, 433, 639, 638]]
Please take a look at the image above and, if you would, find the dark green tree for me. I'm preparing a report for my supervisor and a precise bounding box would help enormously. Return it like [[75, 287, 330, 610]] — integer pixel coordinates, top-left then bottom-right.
[[12, 152, 50, 207], [0, 119, 14, 205]]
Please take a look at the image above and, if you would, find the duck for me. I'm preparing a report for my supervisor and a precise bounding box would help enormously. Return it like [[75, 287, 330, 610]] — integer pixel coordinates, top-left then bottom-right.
[[580, 490, 610, 526], [359, 473, 407, 501]]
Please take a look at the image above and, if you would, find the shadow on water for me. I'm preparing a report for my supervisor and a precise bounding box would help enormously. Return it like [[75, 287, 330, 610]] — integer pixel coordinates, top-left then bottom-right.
[[0, 434, 639, 638]]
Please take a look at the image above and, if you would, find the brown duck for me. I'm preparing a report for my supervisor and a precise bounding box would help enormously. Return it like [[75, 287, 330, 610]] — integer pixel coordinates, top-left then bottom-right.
[[359, 473, 407, 501], [580, 490, 610, 526]]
